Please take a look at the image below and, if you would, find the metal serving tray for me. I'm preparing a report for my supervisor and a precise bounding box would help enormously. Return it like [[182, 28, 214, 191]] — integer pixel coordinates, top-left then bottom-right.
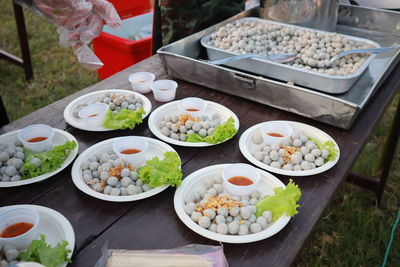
[[158, 5, 400, 129], [201, 17, 380, 94]]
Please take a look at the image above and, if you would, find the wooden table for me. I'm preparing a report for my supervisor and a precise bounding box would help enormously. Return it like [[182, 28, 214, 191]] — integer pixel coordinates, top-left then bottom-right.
[[1, 55, 399, 266]]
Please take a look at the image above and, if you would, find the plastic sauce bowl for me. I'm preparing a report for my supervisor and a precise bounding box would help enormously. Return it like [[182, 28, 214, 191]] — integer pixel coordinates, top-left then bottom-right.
[[259, 121, 293, 145], [18, 124, 54, 153], [129, 72, 156, 94], [222, 163, 260, 196], [151, 80, 178, 102], [0, 207, 40, 249], [78, 103, 109, 127], [113, 136, 148, 167], [177, 97, 207, 117]]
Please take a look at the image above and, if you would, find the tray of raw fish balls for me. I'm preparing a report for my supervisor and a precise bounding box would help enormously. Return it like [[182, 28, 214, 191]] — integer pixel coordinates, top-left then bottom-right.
[[239, 121, 340, 176], [174, 164, 302, 243], [201, 17, 380, 93]]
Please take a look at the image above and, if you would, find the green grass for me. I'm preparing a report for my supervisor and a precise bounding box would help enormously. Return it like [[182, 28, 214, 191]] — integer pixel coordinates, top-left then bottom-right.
[[0, 1, 97, 121], [1, 1, 399, 266]]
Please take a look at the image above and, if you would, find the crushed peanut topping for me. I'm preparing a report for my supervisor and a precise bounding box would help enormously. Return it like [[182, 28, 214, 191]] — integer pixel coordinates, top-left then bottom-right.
[[280, 145, 300, 165], [204, 195, 243, 211], [108, 164, 136, 178], [176, 113, 199, 126], [239, 220, 246, 225], [196, 206, 204, 213]]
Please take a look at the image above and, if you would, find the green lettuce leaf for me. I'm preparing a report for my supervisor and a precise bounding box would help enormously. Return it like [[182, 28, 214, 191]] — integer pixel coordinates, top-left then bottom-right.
[[138, 151, 182, 188], [310, 137, 338, 162], [186, 117, 237, 144], [103, 107, 145, 130], [19, 234, 71, 267], [256, 179, 302, 221], [22, 140, 77, 179]]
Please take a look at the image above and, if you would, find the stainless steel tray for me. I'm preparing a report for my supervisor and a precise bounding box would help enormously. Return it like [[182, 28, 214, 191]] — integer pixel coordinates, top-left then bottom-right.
[[201, 17, 380, 94], [158, 5, 400, 129]]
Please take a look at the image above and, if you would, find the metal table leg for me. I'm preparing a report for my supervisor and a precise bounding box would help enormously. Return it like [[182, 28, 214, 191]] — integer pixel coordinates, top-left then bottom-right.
[[0, 2, 33, 81], [347, 93, 400, 204]]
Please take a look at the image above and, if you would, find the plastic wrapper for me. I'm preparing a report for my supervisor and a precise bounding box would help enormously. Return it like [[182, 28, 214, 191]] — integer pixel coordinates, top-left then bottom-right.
[[14, 0, 121, 70], [95, 243, 229, 267]]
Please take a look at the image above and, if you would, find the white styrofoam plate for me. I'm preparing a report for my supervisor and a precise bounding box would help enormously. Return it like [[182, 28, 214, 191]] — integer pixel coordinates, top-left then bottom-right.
[[174, 164, 290, 243], [239, 121, 340, 176], [148, 100, 240, 147], [0, 129, 79, 188], [0, 204, 75, 267], [63, 89, 152, 131], [71, 137, 179, 202]]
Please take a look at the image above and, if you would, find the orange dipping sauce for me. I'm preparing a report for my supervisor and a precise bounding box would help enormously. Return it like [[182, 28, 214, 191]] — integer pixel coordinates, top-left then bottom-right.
[[159, 89, 169, 91], [27, 137, 48, 143], [228, 176, 254, 186], [267, 132, 284, 137], [0, 222, 34, 238], [120, 149, 141, 154], [185, 108, 199, 112], [88, 114, 98, 117]]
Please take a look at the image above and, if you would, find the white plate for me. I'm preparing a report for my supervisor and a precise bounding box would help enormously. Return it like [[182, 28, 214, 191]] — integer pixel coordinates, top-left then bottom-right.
[[174, 164, 291, 243], [71, 137, 178, 202], [0, 204, 75, 267], [63, 89, 152, 131], [148, 100, 240, 147], [0, 129, 79, 188], [239, 121, 340, 176]]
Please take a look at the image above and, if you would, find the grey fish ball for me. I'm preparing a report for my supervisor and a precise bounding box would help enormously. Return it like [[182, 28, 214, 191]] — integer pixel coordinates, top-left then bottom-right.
[[240, 207, 251, 219], [271, 143, 280, 151], [311, 148, 322, 157], [229, 206, 240, 217], [142, 184, 152, 192], [238, 224, 249, 235], [270, 161, 281, 169], [262, 210, 272, 222], [107, 176, 118, 186], [161, 127, 171, 136], [217, 207, 229, 217], [104, 185, 112, 195], [199, 216, 211, 228], [304, 153, 315, 163], [270, 151, 279, 161], [121, 177, 132, 187], [321, 149, 330, 159], [215, 215, 226, 224], [191, 211, 202, 222], [5, 166, 16, 177], [314, 157, 325, 166], [250, 223, 262, 233], [203, 208, 216, 219], [0, 152, 9, 162], [228, 221, 240, 234], [110, 188, 121, 196], [256, 217, 268, 229], [185, 202, 196, 215], [252, 131, 263, 144], [208, 223, 217, 232], [216, 223, 228, 234]]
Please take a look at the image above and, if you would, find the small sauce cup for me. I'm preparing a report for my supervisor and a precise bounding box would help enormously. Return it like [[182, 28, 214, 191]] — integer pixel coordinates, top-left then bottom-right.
[[0, 207, 40, 249], [78, 103, 109, 127], [129, 72, 156, 94], [151, 80, 178, 102], [259, 121, 293, 145], [18, 124, 54, 153], [113, 136, 148, 167], [222, 163, 260, 196], [177, 97, 207, 117]]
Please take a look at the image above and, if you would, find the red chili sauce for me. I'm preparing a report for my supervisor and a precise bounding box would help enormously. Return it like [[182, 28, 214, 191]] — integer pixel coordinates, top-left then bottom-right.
[[228, 176, 254, 186], [120, 149, 141, 155], [0, 222, 34, 238], [27, 137, 47, 143], [267, 132, 284, 137], [185, 108, 199, 112]]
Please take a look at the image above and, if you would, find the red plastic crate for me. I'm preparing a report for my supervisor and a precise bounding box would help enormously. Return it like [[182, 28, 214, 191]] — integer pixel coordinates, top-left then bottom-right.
[[108, 0, 151, 19], [93, 0, 153, 80]]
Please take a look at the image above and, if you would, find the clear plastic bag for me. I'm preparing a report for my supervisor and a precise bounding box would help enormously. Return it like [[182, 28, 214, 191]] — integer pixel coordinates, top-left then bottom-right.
[[95, 243, 229, 267]]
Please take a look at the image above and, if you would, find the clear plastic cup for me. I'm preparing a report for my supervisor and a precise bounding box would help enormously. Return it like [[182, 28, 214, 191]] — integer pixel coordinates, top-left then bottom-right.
[[151, 80, 178, 102], [0, 207, 40, 249], [18, 124, 54, 153], [177, 97, 207, 117], [129, 72, 156, 94], [259, 121, 293, 145], [113, 136, 148, 167], [222, 163, 260, 196], [78, 102, 109, 127]]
